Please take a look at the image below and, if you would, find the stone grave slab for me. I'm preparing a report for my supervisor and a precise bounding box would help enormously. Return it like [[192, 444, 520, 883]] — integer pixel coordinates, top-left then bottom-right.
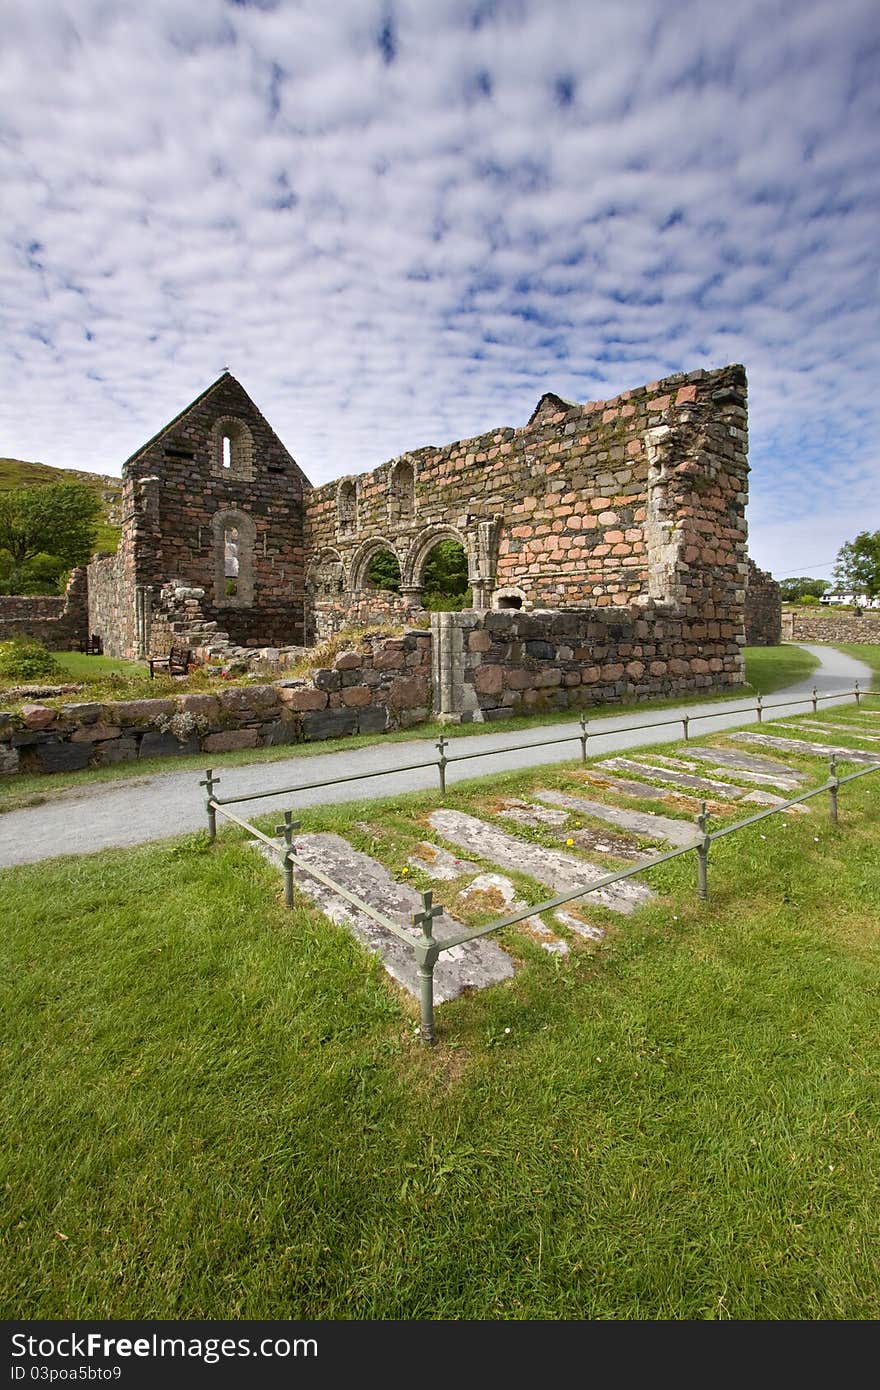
[[730, 732, 880, 765], [408, 840, 481, 880], [740, 790, 810, 814], [428, 809, 653, 915], [266, 833, 515, 1003], [581, 770, 681, 801], [765, 719, 880, 743], [554, 910, 605, 942], [686, 747, 805, 780], [496, 799, 644, 859], [497, 798, 570, 827], [458, 873, 569, 955], [595, 758, 747, 799], [534, 788, 699, 847]]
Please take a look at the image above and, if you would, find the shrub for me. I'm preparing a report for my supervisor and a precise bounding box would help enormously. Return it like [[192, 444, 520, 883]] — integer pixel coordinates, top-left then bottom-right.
[[799, 593, 820, 606], [0, 637, 61, 681]]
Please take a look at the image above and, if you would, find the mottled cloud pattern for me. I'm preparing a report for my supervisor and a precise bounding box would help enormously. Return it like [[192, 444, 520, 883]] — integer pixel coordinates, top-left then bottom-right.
[[1, 0, 878, 575]]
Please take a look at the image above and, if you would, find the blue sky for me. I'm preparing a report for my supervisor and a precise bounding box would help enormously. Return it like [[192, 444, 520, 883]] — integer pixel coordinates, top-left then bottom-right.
[[1, 0, 878, 579]]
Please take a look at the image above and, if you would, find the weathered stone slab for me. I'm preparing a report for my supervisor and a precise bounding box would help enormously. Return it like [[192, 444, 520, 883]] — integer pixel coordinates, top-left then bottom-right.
[[534, 788, 699, 848], [741, 790, 810, 814], [497, 798, 643, 859], [301, 707, 359, 740], [581, 770, 679, 801], [0, 743, 20, 775], [279, 833, 515, 1003], [730, 732, 880, 765], [637, 749, 800, 791], [687, 746, 804, 779], [595, 758, 747, 799], [766, 719, 880, 743], [554, 910, 605, 942], [408, 841, 481, 880], [34, 741, 92, 773], [139, 731, 201, 758], [497, 798, 569, 827], [458, 873, 568, 954], [428, 809, 653, 915], [20, 704, 55, 730]]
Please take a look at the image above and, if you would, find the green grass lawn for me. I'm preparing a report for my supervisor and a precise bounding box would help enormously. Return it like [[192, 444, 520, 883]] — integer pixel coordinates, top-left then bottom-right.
[[2, 705, 879, 1319], [0, 646, 797, 814], [51, 651, 148, 681]]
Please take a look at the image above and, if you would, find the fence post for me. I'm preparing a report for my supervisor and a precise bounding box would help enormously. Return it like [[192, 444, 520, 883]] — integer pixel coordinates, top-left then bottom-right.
[[579, 714, 590, 765], [696, 800, 710, 901], [275, 810, 301, 908], [756, 693, 763, 724], [812, 686, 818, 714], [412, 889, 442, 1045], [682, 714, 690, 741], [854, 681, 861, 708], [436, 735, 449, 796], [828, 755, 839, 828], [199, 768, 219, 841]]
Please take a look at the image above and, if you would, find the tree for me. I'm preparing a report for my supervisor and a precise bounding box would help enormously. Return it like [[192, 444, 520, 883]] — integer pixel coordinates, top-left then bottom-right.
[[778, 576, 830, 603], [0, 483, 100, 591], [366, 548, 401, 592], [833, 531, 880, 602]]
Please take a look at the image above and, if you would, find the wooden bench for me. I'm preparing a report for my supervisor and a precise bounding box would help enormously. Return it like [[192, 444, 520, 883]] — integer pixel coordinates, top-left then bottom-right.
[[147, 641, 192, 679]]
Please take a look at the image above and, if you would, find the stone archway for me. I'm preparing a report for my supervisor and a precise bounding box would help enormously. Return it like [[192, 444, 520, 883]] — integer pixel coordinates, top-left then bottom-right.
[[401, 524, 470, 604], [349, 537, 403, 592]]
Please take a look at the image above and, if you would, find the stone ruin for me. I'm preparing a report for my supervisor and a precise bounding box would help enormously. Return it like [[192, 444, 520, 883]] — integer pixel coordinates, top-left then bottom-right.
[[3, 362, 782, 720]]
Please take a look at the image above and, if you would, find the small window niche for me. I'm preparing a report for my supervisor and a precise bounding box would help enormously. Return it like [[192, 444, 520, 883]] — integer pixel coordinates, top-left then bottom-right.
[[212, 417, 255, 481], [337, 479, 357, 535], [388, 458, 415, 524], [213, 509, 255, 606]]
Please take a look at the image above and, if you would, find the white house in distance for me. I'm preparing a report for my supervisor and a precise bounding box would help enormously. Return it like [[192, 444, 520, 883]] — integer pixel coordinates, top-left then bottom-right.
[[820, 589, 880, 608]]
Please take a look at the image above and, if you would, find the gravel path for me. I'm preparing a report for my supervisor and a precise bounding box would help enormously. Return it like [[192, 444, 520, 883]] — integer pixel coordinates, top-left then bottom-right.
[[0, 643, 870, 867]]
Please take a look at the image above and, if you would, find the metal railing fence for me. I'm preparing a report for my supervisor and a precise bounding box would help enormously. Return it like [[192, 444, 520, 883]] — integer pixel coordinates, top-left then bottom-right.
[[201, 698, 879, 1042], [207, 683, 866, 810]]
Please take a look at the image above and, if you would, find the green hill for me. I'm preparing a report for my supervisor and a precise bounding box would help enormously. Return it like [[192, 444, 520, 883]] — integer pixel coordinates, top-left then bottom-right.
[[0, 457, 121, 554]]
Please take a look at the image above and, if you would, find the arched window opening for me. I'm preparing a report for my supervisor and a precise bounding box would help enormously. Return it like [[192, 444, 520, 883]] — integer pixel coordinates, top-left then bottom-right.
[[389, 459, 415, 522], [496, 594, 522, 610], [212, 417, 254, 480], [224, 526, 239, 596], [213, 509, 255, 607], [338, 480, 357, 534], [366, 548, 401, 592], [421, 539, 470, 611]]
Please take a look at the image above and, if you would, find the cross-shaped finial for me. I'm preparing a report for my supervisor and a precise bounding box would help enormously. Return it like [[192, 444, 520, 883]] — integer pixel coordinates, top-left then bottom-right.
[[275, 810, 300, 853], [413, 889, 443, 940]]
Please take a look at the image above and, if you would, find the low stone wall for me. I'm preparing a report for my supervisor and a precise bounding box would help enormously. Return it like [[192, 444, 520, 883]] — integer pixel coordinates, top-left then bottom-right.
[[0, 569, 89, 650], [782, 609, 880, 644], [431, 605, 744, 722], [0, 629, 432, 776], [744, 560, 781, 645]]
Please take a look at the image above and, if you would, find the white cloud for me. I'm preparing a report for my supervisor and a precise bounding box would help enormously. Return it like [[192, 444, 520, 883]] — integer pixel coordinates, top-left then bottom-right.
[[0, 0, 877, 577]]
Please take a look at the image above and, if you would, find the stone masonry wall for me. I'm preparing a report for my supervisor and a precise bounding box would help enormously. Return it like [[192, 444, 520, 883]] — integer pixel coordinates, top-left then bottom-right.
[[0, 629, 431, 776], [744, 559, 781, 645], [304, 364, 750, 655], [432, 606, 745, 723], [90, 373, 310, 658], [782, 608, 880, 645], [0, 568, 89, 650]]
